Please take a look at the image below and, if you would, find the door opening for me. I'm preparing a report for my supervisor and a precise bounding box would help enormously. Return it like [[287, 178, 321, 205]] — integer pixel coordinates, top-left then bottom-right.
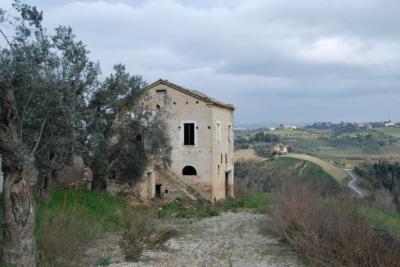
[[156, 184, 162, 198], [225, 172, 229, 197]]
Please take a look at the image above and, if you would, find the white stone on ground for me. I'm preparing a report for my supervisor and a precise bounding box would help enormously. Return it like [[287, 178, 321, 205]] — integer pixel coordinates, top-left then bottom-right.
[[108, 212, 300, 267]]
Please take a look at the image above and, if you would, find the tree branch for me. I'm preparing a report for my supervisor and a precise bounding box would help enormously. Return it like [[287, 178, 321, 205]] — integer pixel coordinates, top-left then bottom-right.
[[19, 91, 34, 140], [0, 28, 15, 53], [29, 118, 46, 157]]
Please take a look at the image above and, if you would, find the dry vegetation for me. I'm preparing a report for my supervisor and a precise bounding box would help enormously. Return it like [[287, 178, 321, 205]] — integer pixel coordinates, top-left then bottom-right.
[[234, 148, 265, 162], [37, 207, 100, 266], [270, 180, 400, 267], [120, 209, 177, 261]]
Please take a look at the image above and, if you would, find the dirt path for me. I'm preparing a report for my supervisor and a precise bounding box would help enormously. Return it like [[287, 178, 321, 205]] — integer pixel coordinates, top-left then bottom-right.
[[344, 169, 369, 198], [108, 212, 301, 267]]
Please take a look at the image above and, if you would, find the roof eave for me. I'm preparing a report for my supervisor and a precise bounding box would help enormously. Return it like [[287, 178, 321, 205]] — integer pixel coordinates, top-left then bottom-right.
[[146, 79, 235, 111]]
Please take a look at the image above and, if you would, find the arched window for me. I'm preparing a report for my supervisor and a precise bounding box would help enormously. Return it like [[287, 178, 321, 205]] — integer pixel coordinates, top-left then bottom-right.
[[182, 165, 197, 176]]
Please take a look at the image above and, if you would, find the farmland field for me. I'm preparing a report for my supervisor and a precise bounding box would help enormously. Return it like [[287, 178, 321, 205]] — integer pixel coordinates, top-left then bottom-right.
[[374, 127, 400, 138], [234, 148, 265, 162]]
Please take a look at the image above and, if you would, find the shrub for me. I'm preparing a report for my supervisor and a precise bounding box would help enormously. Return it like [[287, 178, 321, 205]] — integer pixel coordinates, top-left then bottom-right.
[[95, 257, 111, 266], [120, 209, 176, 261], [37, 206, 100, 267], [270, 180, 400, 267]]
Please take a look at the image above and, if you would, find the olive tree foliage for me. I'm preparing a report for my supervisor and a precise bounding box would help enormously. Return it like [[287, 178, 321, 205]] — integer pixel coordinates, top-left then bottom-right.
[[0, 1, 100, 198], [0, 1, 171, 264], [86, 64, 171, 188], [0, 1, 96, 265]]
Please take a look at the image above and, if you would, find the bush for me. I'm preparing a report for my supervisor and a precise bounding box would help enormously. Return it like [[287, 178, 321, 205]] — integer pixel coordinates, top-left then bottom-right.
[[120, 209, 176, 261], [37, 206, 100, 266], [270, 180, 400, 267]]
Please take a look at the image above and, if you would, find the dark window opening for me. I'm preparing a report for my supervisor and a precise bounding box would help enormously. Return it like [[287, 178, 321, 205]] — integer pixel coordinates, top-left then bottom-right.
[[225, 153, 228, 164], [182, 165, 197, 176], [165, 189, 169, 193], [184, 123, 195, 145], [156, 104, 160, 109], [221, 153, 223, 164], [228, 124, 232, 143]]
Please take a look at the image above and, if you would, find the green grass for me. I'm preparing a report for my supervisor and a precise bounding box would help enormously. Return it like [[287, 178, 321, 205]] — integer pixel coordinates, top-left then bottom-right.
[[326, 198, 400, 236], [374, 127, 400, 138], [36, 188, 133, 233], [160, 192, 272, 219], [358, 206, 400, 236], [266, 157, 340, 191], [219, 192, 273, 213], [282, 153, 349, 182]]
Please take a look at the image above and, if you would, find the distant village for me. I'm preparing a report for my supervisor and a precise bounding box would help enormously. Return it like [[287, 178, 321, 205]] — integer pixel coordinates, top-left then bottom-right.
[[251, 120, 400, 132]]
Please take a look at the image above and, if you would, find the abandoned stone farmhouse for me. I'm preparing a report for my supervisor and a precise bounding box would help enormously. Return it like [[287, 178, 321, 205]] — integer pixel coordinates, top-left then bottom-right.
[[0, 80, 235, 201], [132, 79, 235, 202]]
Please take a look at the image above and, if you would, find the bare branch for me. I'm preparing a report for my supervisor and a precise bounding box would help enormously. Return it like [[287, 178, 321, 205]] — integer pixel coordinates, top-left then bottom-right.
[[0, 28, 15, 52], [19, 90, 35, 140], [29, 118, 46, 157]]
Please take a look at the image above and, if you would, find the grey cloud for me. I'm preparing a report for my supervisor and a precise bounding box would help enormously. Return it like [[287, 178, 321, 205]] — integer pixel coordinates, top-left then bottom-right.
[[3, 0, 400, 123]]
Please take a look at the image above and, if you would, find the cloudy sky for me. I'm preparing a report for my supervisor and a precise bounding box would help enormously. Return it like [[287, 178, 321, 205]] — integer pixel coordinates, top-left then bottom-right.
[[1, 0, 399, 124]]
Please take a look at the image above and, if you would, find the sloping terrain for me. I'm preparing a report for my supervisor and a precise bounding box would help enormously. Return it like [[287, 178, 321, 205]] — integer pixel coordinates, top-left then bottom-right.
[[235, 157, 339, 195], [282, 153, 348, 182]]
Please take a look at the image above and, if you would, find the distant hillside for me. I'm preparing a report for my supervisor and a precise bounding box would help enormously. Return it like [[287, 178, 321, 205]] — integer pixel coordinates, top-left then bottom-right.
[[281, 153, 349, 182], [235, 157, 339, 195]]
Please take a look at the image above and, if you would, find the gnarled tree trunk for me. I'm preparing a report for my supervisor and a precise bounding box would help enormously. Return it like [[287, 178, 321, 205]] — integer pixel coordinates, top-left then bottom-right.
[[0, 79, 36, 266], [34, 169, 56, 199]]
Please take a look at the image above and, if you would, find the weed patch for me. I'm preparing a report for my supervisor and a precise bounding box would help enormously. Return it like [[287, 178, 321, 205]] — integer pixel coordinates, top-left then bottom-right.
[[121, 209, 176, 261], [37, 205, 100, 267], [270, 180, 400, 266]]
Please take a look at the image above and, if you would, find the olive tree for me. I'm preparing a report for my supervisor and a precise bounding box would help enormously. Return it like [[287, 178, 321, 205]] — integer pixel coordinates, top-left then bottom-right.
[[0, 2, 98, 265], [86, 64, 171, 188]]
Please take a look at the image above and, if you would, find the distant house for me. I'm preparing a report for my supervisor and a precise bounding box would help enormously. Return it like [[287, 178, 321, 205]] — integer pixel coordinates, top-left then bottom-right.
[[384, 120, 395, 127], [273, 144, 289, 155], [280, 124, 297, 130], [358, 122, 372, 129]]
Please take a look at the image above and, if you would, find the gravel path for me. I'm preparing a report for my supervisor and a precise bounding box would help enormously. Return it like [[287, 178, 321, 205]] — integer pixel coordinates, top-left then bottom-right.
[[109, 212, 301, 267]]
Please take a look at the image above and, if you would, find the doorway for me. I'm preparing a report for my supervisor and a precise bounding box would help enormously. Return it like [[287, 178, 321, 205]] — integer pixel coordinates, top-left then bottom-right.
[[156, 184, 162, 198], [225, 172, 229, 197]]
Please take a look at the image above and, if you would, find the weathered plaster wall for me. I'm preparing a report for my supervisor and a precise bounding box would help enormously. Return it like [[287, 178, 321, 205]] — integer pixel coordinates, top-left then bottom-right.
[[211, 106, 235, 200], [147, 84, 213, 190], [145, 82, 234, 201]]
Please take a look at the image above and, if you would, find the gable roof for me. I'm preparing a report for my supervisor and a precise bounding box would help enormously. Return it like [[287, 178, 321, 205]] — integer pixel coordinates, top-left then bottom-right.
[[146, 79, 235, 111]]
